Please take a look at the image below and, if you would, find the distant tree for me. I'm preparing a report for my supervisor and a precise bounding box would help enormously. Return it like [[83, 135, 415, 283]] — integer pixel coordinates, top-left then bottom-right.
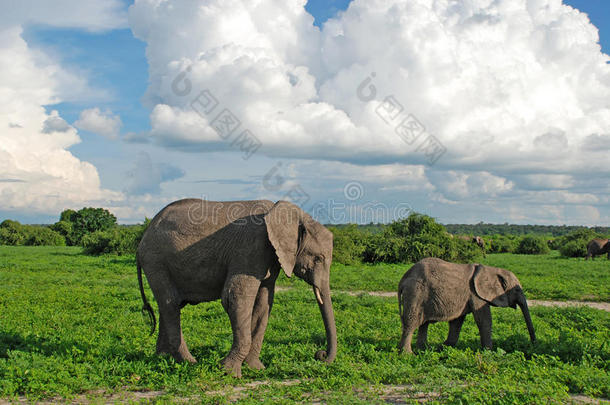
[[0, 220, 26, 245], [69, 207, 117, 245], [59, 209, 77, 223], [50, 220, 75, 245]]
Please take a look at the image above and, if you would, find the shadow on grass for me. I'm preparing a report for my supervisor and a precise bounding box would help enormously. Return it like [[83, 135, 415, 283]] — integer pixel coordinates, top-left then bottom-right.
[[0, 331, 91, 358]]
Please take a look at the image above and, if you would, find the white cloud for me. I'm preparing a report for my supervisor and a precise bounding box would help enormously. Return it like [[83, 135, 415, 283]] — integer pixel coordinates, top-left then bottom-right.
[[129, 0, 610, 169], [124, 0, 610, 225], [74, 107, 122, 139], [0, 2, 128, 217]]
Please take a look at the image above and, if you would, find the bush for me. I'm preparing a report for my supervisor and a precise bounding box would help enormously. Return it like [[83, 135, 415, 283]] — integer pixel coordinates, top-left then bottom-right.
[[559, 240, 588, 258], [0, 220, 27, 245], [50, 220, 75, 245], [487, 234, 518, 253], [82, 220, 150, 256], [329, 225, 367, 265], [24, 226, 65, 246], [556, 229, 604, 258], [362, 214, 482, 264], [0, 220, 65, 246], [515, 236, 550, 255]]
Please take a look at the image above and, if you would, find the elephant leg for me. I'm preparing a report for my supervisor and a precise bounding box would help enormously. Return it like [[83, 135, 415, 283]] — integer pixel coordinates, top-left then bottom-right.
[[244, 280, 276, 370], [399, 312, 420, 354], [221, 274, 260, 378], [472, 304, 493, 350], [156, 300, 196, 363], [444, 315, 466, 347], [416, 322, 429, 350]]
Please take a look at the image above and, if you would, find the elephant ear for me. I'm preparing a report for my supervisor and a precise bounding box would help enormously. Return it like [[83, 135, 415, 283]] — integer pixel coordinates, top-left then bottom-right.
[[264, 201, 303, 277], [473, 265, 510, 307]]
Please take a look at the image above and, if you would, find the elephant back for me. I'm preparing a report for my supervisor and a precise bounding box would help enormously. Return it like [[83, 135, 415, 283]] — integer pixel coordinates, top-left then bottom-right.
[[140, 199, 275, 250]]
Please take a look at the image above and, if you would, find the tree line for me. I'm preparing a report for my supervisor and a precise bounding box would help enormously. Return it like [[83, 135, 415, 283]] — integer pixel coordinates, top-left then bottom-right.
[[1, 208, 607, 261]]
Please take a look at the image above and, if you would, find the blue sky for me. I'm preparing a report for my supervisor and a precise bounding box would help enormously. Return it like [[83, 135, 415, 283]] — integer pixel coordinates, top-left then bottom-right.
[[2, 0, 610, 225]]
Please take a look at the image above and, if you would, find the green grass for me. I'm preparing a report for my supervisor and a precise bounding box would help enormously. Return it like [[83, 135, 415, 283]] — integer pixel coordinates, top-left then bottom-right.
[[0, 246, 609, 403], [321, 251, 610, 302]]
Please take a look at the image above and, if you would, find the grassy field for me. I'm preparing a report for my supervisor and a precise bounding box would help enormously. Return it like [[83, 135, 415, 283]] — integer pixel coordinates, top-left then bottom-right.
[[0, 246, 608, 403]]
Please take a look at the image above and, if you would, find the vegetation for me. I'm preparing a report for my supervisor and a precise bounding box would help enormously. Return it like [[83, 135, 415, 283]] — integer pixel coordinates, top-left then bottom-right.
[[53, 207, 118, 246], [0, 246, 608, 403], [556, 229, 604, 258], [330, 214, 483, 265], [0, 220, 65, 247], [81, 221, 149, 256], [515, 235, 551, 255], [486, 234, 518, 253], [444, 223, 610, 237]]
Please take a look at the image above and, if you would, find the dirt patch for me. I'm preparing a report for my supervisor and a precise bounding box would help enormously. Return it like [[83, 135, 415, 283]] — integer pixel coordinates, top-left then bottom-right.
[[528, 300, 610, 312], [4, 380, 304, 404], [363, 385, 442, 404], [570, 394, 610, 404]]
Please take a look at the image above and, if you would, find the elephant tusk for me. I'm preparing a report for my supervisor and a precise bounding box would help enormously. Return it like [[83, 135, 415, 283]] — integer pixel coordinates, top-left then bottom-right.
[[314, 287, 324, 305]]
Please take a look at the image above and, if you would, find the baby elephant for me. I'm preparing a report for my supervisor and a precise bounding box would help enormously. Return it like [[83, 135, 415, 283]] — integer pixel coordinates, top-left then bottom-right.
[[398, 258, 536, 353]]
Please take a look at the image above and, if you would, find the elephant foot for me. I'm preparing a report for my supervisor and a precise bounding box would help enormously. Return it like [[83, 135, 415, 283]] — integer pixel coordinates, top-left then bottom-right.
[[156, 347, 197, 364], [221, 358, 243, 378], [244, 355, 265, 370]]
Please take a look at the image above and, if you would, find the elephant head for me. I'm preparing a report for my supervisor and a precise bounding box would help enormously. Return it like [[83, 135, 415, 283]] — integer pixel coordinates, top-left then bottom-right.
[[473, 265, 536, 343], [265, 201, 337, 363], [473, 236, 485, 249]]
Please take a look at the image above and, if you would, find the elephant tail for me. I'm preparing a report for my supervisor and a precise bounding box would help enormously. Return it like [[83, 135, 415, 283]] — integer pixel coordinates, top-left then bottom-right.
[[137, 256, 156, 335], [398, 287, 404, 326]]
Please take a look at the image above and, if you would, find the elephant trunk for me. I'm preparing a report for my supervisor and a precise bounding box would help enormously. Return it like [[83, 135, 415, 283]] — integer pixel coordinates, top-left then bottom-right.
[[517, 296, 536, 343], [313, 285, 337, 363]]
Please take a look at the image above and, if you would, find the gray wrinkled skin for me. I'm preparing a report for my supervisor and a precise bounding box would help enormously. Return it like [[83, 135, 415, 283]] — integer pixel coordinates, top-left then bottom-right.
[[585, 238, 610, 260], [137, 199, 336, 377], [397, 258, 536, 353]]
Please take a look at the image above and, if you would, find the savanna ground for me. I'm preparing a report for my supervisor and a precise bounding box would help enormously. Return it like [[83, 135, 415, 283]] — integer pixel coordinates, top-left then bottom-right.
[[0, 247, 608, 404]]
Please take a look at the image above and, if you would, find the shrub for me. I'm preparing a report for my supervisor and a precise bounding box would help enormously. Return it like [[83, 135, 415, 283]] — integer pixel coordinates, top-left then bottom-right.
[[559, 240, 587, 258], [362, 233, 405, 263], [362, 213, 482, 264], [50, 220, 75, 245], [556, 229, 604, 258], [24, 226, 65, 246], [82, 220, 150, 256], [487, 234, 518, 253], [0, 220, 27, 245], [0, 220, 65, 246], [515, 236, 550, 255], [329, 224, 367, 265]]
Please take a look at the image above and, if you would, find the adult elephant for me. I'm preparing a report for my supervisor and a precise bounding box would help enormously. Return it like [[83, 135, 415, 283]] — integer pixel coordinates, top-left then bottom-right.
[[137, 199, 336, 377], [458, 235, 485, 249], [586, 238, 610, 260]]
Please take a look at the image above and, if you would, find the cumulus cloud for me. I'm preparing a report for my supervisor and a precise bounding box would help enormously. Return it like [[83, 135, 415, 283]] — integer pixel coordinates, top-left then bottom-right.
[[42, 111, 72, 133], [0, 3, 127, 217], [129, 0, 610, 167], [125, 152, 185, 195], [125, 0, 610, 225], [74, 107, 122, 139]]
